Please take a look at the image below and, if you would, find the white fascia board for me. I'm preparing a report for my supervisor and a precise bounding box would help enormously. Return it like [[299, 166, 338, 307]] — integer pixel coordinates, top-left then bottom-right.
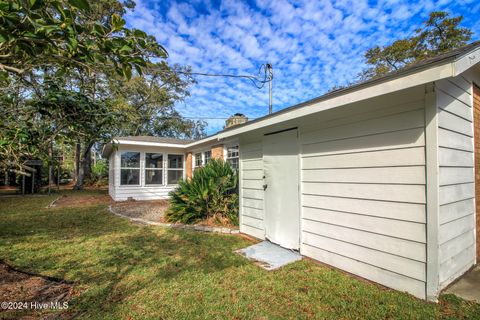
[[217, 62, 454, 139], [184, 136, 221, 149], [453, 47, 480, 76], [114, 139, 188, 149]]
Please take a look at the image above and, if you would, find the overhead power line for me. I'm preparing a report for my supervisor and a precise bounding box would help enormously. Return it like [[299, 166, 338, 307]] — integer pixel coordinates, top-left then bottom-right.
[[174, 63, 274, 114], [159, 116, 257, 120], [176, 63, 273, 90]]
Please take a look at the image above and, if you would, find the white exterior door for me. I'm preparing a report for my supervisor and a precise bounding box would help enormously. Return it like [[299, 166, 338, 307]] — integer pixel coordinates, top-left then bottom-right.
[[263, 128, 300, 250]]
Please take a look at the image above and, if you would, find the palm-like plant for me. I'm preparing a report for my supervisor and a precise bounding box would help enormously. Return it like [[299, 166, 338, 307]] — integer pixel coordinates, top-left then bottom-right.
[[166, 159, 239, 225]]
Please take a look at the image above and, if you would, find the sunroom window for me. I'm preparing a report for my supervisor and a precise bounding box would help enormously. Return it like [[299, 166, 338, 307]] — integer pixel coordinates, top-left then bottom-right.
[[120, 152, 140, 185], [168, 154, 184, 184], [145, 153, 163, 185]]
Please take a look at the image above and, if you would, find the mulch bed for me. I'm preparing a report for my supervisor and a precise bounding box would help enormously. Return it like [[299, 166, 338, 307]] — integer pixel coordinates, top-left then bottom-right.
[[111, 200, 169, 223], [0, 262, 74, 319]]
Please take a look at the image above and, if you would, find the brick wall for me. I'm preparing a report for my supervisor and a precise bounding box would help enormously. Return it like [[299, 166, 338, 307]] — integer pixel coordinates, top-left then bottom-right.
[[211, 144, 224, 160], [473, 84, 480, 260], [185, 152, 192, 180]]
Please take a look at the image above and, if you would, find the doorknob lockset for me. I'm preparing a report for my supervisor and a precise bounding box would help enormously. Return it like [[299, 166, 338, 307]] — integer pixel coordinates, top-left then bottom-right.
[[263, 184, 268, 190]]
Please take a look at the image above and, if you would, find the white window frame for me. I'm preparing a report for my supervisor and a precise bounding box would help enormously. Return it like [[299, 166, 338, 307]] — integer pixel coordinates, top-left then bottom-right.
[[226, 144, 239, 170], [204, 150, 212, 165], [167, 153, 185, 185], [144, 152, 164, 186], [194, 152, 203, 168], [119, 151, 141, 186]]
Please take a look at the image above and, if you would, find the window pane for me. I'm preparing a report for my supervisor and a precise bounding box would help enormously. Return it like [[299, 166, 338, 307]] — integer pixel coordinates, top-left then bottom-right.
[[228, 158, 239, 170], [227, 146, 239, 158], [204, 151, 211, 164], [121, 169, 140, 185], [146, 153, 163, 168], [145, 169, 163, 185], [195, 153, 202, 167], [168, 170, 183, 184], [168, 155, 183, 168], [121, 152, 140, 168]]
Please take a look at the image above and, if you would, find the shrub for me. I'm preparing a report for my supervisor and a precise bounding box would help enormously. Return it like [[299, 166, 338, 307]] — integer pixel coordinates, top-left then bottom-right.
[[165, 159, 239, 226], [91, 159, 109, 180]]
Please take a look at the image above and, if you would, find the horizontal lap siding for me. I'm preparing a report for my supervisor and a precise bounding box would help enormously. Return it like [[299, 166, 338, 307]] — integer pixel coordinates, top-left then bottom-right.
[[240, 142, 265, 239], [300, 97, 427, 299], [436, 78, 476, 289]]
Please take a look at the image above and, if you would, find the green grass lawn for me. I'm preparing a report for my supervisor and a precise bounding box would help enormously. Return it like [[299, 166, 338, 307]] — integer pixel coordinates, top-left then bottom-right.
[[0, 191, 479, 319]]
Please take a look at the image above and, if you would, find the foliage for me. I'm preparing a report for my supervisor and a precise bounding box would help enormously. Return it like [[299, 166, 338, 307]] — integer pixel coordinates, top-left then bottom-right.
[[108, 62, 206, 139], [0, 0, 204, 188], [1, 191, 479, 318], [0, 0, 166, 79], [166, 159, 239, 226], [361, 11, 473, 79], [91, 159, 108, 181]]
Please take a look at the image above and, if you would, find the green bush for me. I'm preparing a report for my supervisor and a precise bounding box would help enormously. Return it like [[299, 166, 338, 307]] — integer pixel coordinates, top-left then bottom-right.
[[92, 159, 109, 179], [166, 159, 239, 226]]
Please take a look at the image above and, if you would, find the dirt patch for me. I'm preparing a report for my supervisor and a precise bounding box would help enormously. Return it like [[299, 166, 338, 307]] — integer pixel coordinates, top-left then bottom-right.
[[0, 263, 74, 319], [112, 200, 169, 223], [52, 194, 112, 208]]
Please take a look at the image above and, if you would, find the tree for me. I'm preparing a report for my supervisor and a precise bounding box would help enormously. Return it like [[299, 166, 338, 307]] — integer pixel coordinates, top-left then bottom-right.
[[108, 62, 206, 139], [361, 11, 473, 79], [0, 0, 165, 79], [0, 0, 204, 190]]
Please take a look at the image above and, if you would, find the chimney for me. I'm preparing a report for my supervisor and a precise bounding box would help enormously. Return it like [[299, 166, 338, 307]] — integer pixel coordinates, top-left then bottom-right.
[[225, 113, 248, 128]]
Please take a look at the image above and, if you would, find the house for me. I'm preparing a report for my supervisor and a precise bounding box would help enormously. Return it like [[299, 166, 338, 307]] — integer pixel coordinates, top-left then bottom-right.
[[103, 41, 480, 300], [102, 135, 240, 201]]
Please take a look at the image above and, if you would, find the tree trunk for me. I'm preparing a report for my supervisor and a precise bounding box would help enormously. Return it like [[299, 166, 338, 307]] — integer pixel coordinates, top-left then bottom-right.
[[4, 170, 9, 186], [84, 147, 92, 181], [74, 140, 81, 185], [73, 141, 94, 190], [48, 142, 53, 195]]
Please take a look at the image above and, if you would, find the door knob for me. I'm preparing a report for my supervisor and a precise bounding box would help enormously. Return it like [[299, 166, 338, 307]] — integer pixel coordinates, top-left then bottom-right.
[[263, 184, 268, 190]]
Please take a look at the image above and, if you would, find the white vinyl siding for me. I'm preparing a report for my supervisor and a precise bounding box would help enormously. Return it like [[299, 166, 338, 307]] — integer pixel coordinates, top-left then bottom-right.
[[299, 91, 427, 299], [239, 141, 265, 239], [436, 77, 476, 289]]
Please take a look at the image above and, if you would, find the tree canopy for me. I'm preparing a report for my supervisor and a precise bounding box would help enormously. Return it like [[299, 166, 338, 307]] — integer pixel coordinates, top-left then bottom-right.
[[0, 0, 205, 189], [361, 11, 473, 80], [0, 0, 165, 79]]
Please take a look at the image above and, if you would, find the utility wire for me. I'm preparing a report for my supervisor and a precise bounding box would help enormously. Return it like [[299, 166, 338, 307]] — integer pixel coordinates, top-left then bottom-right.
[[157, 116, 258, 120], [174, 63, 273, 89]]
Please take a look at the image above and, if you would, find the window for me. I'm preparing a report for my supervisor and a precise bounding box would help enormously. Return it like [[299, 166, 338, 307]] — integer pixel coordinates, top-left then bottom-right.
[[145, 153, 163, 185], [168, 154, 184, 184], [120, 152, 140, 185], [194, 153, 203, 167], [204, 150, 211, 165], [226, 145, 239, 170]]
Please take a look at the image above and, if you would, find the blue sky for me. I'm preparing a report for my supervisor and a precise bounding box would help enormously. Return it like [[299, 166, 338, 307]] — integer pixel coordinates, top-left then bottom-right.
[[125, 0, 480, 134]]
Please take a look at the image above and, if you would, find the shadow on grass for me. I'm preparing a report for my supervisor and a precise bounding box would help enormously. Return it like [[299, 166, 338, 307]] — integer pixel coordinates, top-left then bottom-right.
[[0, 194, 252, 317]]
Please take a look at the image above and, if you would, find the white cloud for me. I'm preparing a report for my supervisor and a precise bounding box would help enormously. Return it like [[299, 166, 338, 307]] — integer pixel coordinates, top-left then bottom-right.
[[125, 0, 477, 134]]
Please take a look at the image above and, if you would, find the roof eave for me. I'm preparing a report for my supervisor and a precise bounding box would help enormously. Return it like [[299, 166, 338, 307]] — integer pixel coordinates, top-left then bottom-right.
[[113, 139, 190, 149], [452, 46, 480, 76]]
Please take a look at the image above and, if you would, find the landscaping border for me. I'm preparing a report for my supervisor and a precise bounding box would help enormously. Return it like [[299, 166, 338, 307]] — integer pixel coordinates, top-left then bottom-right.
[[108, 205, 239, 234]]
